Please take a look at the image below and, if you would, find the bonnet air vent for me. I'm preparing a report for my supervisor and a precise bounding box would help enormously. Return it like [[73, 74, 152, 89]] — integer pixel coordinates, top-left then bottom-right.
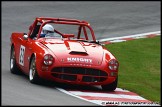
[[69, 51, 88, 55]]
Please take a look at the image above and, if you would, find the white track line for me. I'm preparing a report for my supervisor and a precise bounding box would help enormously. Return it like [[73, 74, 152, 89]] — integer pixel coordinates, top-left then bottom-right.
[[99, 31, 160, 42]]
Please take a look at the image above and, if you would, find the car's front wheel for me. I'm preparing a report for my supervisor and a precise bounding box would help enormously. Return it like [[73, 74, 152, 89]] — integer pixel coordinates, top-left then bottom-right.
[[101, 77, 118, 91], [10, 46, 20, 74], [29, 56, 40, 83]]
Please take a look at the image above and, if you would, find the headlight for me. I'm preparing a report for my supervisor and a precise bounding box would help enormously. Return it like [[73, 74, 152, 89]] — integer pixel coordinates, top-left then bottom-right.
[[108, 59, 119, 70], [43, 54, 54, 65]]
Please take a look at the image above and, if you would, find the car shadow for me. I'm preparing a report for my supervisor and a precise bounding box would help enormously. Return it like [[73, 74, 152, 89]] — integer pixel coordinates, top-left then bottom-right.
[[36, 79, 103, 92]]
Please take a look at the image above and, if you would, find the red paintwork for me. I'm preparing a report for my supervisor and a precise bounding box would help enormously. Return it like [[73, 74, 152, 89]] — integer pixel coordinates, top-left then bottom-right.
[[10, 17, 119, 85]]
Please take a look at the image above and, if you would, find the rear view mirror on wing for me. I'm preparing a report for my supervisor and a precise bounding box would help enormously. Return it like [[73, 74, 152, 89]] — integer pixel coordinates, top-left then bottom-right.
[[23, 33, 28, 40]]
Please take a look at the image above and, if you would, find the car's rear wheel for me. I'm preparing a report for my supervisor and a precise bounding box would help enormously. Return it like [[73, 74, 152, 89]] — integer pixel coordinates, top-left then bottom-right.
[[10, 46, 20, 74], [101, 77, 118, 91], [29, 56, 40, 83]]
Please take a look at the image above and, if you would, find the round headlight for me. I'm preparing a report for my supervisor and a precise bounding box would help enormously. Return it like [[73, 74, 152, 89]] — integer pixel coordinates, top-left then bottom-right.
[[108, 59, 119, 70], [43, 54, 54, 65]]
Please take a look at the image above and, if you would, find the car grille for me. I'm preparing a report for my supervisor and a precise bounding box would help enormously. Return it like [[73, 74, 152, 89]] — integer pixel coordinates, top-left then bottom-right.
[[51, 67, 108, 82]]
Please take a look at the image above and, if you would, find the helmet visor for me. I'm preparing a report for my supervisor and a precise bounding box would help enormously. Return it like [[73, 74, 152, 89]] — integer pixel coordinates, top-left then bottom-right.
[[43, 30, 54, 34]]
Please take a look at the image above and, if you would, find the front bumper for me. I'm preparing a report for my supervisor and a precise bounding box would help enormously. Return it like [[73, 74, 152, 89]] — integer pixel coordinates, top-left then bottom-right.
[[38, 66, 117, 85]]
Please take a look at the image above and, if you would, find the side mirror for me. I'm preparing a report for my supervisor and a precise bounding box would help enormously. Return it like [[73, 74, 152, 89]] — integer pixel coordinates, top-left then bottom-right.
[[23, 33, 28, 40]]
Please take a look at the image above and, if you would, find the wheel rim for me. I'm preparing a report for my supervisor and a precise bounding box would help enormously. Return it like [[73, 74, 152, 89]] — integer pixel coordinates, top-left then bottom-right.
[[29, 59, 36, 81], [10, 49, 15, 70]]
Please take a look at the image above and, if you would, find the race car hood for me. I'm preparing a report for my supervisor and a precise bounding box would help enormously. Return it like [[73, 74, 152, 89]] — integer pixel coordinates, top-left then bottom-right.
[[40, 39, 104, 66]]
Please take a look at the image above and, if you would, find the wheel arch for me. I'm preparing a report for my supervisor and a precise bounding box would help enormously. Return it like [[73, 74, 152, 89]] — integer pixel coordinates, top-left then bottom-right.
[[29, 53, 36, 67], [10, 43, 17, 64], [10, 43, 16, 51]]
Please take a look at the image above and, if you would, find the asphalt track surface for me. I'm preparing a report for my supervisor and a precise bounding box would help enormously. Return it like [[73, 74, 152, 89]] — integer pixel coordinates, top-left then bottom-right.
[[2, 1, 160, 105]]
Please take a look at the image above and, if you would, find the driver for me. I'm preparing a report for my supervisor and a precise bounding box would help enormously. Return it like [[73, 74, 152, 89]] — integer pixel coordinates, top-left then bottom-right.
[[40, 24, 55, 37]]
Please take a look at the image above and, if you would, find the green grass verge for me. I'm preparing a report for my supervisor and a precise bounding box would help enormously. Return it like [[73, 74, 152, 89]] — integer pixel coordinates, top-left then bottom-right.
[[105, 36, 160, 103]]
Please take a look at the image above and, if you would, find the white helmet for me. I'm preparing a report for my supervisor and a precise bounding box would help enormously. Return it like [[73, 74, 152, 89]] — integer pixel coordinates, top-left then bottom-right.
[[41, 24, 54, 34]]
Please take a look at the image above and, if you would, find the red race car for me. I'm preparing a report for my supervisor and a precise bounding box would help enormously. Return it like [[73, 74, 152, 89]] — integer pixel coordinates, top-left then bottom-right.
[[10, 17, 119, 91]]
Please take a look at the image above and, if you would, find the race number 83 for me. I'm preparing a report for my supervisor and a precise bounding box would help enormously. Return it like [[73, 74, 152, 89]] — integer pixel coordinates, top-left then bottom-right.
[[19, 45, 25, 66]]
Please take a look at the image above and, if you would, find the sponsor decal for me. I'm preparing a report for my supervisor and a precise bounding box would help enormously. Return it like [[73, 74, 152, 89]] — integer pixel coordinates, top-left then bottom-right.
[[67, 57, 92, 63]]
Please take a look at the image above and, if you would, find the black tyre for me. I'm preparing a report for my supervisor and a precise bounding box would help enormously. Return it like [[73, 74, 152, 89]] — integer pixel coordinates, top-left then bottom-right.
[[10, 46, 20, 74], [102, 77, 118, 91], [29, 56, 40, 84]]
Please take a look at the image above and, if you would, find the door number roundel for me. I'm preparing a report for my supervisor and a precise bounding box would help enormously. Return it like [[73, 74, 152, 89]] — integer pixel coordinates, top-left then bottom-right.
[[19, 45, 25, 66]]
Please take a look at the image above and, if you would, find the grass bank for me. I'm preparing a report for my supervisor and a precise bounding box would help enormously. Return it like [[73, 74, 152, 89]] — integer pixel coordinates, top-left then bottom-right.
[[105, 36, 160, 103]]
